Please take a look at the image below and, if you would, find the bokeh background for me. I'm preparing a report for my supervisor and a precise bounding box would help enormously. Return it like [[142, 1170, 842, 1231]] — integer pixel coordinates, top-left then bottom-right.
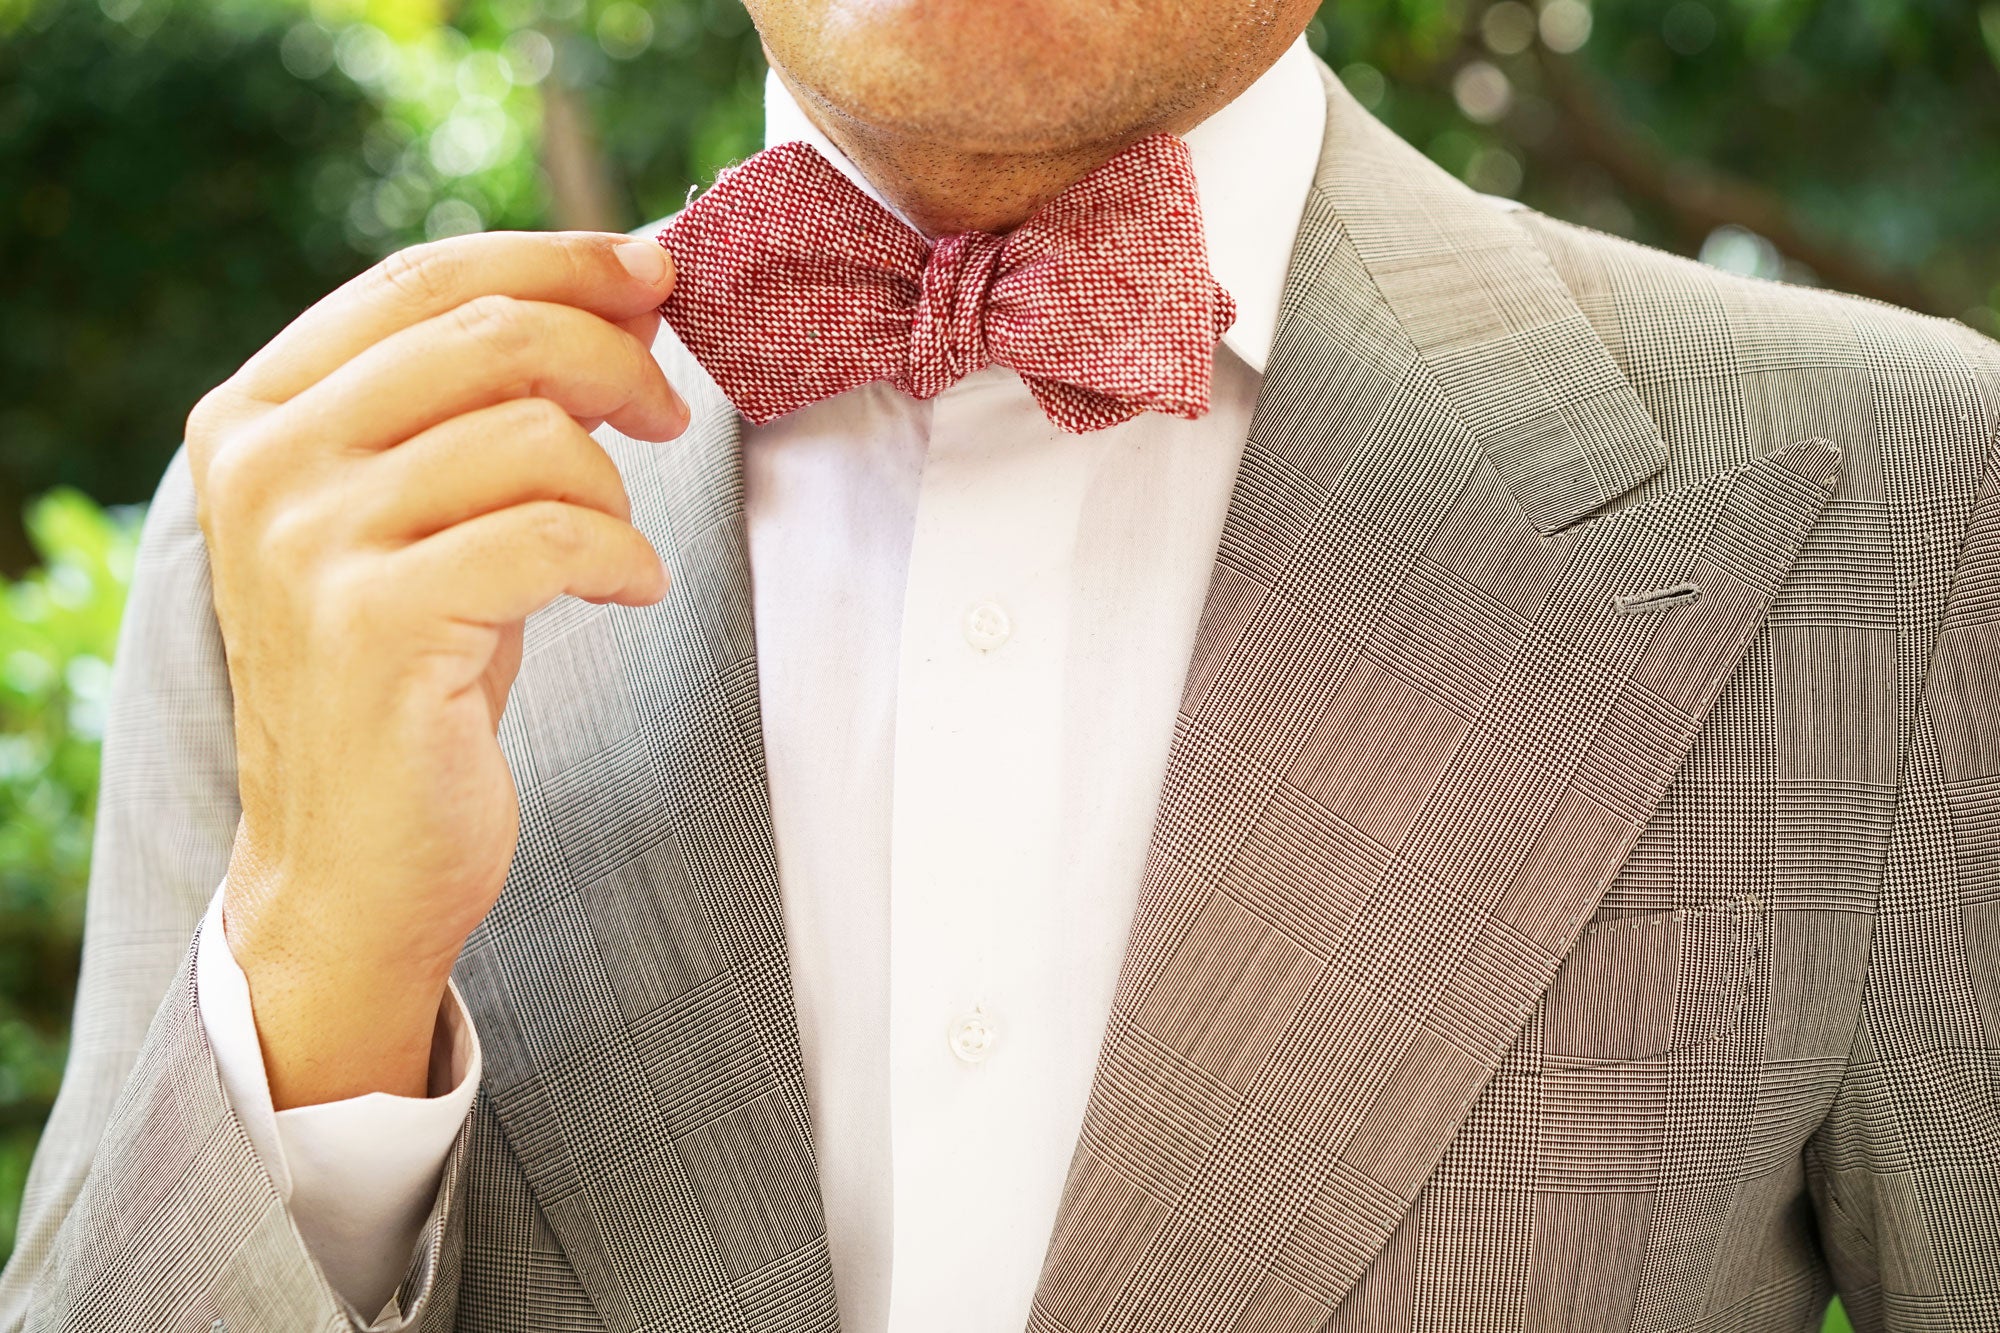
[[4, 0, 1999, 1320]]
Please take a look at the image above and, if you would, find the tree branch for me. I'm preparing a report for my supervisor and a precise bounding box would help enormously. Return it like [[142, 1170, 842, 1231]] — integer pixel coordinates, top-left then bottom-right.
[[539, 62, 623, 234]]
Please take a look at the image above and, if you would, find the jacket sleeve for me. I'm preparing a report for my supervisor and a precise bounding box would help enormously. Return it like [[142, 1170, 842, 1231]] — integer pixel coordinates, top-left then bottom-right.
[[0, 446, 470, 1332], [1806, 413, 2000, 1331], [195, 881, 481, 1322]]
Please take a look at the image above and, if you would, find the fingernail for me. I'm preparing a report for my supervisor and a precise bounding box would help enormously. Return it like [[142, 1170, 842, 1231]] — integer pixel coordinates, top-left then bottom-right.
[[616, 239, 670, 285]]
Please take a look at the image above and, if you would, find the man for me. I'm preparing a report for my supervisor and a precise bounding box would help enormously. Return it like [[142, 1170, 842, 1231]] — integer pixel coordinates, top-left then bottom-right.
[[3, 0, 1998, 1329]]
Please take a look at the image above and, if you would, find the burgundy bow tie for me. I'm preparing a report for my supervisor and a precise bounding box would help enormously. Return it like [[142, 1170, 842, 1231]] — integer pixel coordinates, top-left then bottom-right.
[[653, 135, 1236, 434]]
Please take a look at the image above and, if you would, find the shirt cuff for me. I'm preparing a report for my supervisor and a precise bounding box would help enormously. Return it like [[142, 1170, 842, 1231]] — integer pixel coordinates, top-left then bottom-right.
[[194, 882, 482, 1326]]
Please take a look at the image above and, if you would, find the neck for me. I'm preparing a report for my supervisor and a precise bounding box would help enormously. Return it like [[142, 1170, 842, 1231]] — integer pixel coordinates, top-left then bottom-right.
[[771, 64, 1197, 237]]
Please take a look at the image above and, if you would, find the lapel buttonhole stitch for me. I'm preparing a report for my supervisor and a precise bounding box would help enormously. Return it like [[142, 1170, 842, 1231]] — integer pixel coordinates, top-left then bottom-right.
[[1611, 582, 1702, 614]]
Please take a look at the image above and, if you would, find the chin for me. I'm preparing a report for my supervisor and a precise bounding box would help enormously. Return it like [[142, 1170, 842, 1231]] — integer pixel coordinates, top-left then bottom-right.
[[747, 0, 1311, 155]]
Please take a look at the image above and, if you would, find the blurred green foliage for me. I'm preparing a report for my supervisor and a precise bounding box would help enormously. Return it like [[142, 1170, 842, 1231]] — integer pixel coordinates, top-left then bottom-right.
[[1, 0, 1993, 1320], [0, 490, 139, 1253]]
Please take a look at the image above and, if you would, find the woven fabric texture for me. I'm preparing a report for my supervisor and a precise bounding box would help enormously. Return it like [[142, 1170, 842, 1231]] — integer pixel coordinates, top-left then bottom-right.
[[654, 135, 1236, 433], [5, 59, 2000, 1333]]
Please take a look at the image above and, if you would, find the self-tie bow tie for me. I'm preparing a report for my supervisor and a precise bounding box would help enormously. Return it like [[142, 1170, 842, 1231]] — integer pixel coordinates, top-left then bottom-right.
[[653, 134, 1237, 434]]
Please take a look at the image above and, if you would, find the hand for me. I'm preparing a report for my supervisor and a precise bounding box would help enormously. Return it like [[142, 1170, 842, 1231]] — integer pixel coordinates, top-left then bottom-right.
[[185, 230, 686, 1108]]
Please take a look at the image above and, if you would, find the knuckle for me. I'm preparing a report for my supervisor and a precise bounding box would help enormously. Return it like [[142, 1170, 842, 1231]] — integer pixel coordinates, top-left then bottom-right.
[[198, 435, 262, 523], [312, 564, 381, 647], [510, 395, 574, 440], [453, 293, 535, 356], [185, 386, 254, 496], [569, 233, 621, 291], [184, 385, 231, 449], [375, 240, 460, 310], [527, 502, 585, 560], [259, 503, 322, 572]]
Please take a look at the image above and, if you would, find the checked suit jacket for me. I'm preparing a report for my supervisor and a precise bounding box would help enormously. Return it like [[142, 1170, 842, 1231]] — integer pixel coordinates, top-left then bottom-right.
[[5, 60, 2000, 1333]]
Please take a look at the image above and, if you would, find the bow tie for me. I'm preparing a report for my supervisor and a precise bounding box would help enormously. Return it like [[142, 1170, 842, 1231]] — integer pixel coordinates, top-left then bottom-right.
[[653, 134, 1237, 434]]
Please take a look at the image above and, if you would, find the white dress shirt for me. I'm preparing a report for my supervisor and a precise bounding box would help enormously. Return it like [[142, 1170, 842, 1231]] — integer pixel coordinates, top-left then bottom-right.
[[196, 37, 1326, 1332]]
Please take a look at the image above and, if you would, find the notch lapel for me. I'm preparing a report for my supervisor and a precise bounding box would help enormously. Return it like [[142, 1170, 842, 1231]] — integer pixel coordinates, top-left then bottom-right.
[[1025, 68, 1843, 1333], [450, 355, 839, 1333]]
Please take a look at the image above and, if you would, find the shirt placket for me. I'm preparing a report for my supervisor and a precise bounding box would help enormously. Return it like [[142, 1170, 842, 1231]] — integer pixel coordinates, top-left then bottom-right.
[[884, 365, 1087, 1331]]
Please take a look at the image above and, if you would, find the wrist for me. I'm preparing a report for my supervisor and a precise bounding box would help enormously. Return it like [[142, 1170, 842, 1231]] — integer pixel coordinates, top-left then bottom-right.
[[221, 870, 461, 1110], [230, 925, 454, 1108]]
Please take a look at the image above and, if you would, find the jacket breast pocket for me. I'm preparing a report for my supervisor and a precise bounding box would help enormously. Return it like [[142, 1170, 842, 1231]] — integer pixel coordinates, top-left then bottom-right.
[[1540, 894, 1760, 1064]]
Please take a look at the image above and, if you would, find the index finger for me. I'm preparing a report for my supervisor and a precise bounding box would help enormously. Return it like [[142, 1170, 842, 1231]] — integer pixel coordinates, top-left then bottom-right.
[[229, 229, 676, 406]]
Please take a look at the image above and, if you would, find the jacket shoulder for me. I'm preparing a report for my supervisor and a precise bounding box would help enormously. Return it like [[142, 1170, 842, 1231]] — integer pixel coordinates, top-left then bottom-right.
[[1512, 207, 2000, 503], [1514, 207, 2000, 378]]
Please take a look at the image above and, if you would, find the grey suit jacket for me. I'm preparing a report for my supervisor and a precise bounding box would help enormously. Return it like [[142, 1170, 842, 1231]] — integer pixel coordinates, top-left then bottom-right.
[[4, 61, 1998, 1333]]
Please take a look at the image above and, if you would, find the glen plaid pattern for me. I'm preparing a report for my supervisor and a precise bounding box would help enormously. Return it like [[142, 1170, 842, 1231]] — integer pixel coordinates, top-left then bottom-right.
[[6, 58, 2000, 1333], [653, 136, 1237, 433]]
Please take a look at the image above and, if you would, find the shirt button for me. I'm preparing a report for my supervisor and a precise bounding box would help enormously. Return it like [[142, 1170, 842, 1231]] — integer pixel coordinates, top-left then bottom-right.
[[962, 601, 1012, 652], [948, 1007, 998, 1063]]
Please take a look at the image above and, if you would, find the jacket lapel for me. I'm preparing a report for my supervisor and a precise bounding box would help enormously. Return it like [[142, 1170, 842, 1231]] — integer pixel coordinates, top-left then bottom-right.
[[451, 352, 839, 1333], [1024, 67, 1843, 1333]]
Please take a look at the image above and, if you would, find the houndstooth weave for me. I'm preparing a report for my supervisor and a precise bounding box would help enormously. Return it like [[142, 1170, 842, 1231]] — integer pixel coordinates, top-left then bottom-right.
[[653, 135, 1238, 433]]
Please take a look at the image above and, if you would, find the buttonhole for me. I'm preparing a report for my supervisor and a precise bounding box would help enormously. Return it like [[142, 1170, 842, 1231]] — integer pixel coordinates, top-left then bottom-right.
[[1611, 582, 1701, 614]]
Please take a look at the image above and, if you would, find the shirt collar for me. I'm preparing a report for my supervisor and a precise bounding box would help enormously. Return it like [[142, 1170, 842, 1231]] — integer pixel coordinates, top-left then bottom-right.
[[759, 36, 1326, 375]]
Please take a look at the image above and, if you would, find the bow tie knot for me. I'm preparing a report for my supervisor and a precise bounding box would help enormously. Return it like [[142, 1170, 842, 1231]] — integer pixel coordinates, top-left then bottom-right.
[[656, 135, 1237, 434], [907, 230, 1008, 397]]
